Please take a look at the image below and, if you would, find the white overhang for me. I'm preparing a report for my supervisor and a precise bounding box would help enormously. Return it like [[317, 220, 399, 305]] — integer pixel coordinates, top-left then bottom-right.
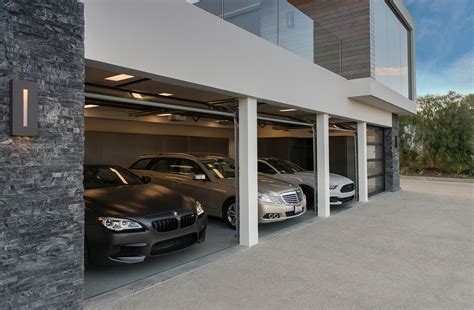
[[84, 0, 412, 127], [348, 78, 416, 115]]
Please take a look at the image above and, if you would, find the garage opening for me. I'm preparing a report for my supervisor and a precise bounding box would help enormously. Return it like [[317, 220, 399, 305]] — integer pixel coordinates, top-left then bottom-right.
[[83, 66, 241, 299], [82, 65, 359, 300], [254, 103, 358, 236]]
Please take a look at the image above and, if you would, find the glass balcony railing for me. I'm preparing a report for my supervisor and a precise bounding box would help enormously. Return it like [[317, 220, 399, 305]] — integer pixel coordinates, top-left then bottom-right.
[[193, 0, 343, 76]]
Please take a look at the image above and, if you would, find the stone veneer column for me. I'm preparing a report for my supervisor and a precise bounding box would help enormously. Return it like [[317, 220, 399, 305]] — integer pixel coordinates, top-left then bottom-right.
[[0, 1, 84, 308], [384, 114, 400, 192]]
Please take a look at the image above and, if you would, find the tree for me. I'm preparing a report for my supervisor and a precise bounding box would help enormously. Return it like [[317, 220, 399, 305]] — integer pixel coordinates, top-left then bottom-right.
[[399, 92, 474, 175]]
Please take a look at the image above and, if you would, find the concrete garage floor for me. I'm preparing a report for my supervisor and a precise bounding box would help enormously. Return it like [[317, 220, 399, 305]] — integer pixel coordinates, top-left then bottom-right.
[[84, 218, 237, 299], [85, 209, 326, 299], [97, 179, 473, 309]]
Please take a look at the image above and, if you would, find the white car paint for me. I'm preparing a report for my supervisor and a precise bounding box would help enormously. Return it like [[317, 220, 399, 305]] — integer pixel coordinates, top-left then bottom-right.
[[258, 159, 356, 205]]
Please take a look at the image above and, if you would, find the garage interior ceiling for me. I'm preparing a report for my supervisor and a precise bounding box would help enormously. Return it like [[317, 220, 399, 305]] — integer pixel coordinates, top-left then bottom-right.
[[85, 66, 355, 131]]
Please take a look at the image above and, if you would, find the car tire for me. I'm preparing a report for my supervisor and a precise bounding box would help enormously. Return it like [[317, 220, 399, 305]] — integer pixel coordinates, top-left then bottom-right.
[[198, 227, 207, 243], [301, 185, 315, 210], [223, 199, 237, 229]]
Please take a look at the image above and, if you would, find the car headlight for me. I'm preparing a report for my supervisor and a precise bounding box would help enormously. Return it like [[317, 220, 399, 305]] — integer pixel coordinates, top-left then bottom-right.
[[98, 217, 143, 232], [195, 201, 205, 216], [258, 192, 279, 204]]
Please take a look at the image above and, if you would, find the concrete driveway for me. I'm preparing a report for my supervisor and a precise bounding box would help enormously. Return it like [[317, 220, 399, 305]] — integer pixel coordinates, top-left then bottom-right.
[[99, 179, 473, 309]]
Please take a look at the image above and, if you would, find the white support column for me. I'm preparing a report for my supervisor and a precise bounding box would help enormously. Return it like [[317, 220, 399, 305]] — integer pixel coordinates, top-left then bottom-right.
[[238, 97, 259, 247], [316, 113, 330, 217], [357, 121, 368, 202]]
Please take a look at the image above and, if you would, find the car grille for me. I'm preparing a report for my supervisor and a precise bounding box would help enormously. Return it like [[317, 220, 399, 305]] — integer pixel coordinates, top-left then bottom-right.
[[339, 195, 355, 203], [150, 233, 198, 255], [330, 195, 355, 203], [180, 213, 197, 228], [152, 218, 179, 232], [281, 190, 303, 205], [109, 244, 146, 258], [340, 183, 354, 193]]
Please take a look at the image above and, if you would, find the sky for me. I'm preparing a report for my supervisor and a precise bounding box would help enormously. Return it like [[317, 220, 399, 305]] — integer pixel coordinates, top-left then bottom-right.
[[403, 0, 474, 96]]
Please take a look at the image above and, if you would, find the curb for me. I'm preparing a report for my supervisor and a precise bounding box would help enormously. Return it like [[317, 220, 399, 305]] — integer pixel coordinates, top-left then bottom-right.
[[401, 175, 474, 184]]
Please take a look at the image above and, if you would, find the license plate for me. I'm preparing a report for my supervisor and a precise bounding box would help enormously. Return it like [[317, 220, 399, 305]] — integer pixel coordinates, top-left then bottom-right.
[[294, 205, 303, 214]]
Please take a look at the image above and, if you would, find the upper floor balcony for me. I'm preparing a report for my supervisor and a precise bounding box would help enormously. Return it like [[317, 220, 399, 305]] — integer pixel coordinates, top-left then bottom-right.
[[191, 0, 414, 100]]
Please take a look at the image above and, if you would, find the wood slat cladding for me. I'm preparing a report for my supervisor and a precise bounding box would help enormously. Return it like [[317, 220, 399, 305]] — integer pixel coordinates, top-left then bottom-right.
[[289, 0, 371, 79]]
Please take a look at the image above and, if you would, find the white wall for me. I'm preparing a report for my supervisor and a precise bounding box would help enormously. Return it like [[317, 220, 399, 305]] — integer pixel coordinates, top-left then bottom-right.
[[84, 0, 410, 127]]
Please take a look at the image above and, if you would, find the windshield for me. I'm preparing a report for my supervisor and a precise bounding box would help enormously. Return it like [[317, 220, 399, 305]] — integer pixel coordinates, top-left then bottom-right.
[[84, 166, 143, 189], [200, 157, 236, 179], [266, 159, 305, 174]]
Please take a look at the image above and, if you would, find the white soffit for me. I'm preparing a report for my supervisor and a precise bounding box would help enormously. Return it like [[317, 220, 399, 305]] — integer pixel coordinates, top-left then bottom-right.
[[348, 78, 416, 115], [85, 0, 397, 127]]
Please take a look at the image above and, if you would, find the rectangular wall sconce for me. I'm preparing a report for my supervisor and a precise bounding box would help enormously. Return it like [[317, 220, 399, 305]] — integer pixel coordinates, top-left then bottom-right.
[[10, 80, 38, 136]]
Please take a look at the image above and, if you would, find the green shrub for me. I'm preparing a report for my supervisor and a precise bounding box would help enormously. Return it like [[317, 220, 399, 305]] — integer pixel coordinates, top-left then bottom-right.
[[399, 92, 473, 177]]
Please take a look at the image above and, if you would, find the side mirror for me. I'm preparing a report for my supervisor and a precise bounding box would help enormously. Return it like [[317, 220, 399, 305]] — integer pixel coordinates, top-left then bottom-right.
[[141, 176, 152, 184], [193, 174, 207, 181]]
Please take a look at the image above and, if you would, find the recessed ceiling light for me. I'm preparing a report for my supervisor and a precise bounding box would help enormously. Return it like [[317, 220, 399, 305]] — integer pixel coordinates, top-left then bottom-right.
[[131, 92, 143, 99], [104, 74, 135, 81], [84, 104, 99, 109], [159, 92, 174, 97], [279, 108, 297, 112], [157, 113, 172, 117]]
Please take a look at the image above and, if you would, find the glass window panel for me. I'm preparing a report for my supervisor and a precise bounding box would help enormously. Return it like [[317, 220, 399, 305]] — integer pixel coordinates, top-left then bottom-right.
[[373, 0, 410, 99], [367, 145, 384, 160], [278, 0, 314, 62], [258, 0, 278, 44], [368, 161, 384, 176], [368, 176, 384, 194], [367, 127, 384, 144], [195, 1, 342, 73], [194, 0, 222, 16], [374, 0, 389, 86], [400, 27, 409, 98], [224, 0, 265, 37], [387, 7, 401, 94]]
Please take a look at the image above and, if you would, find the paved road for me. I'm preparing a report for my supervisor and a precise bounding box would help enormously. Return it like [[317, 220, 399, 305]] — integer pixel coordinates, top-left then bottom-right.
[[101, 179, 473, 309]]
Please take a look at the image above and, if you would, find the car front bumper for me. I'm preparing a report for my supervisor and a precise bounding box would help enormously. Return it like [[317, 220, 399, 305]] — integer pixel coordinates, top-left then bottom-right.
[[258, 198, 307, 223], [86, 213, 207, 265], [330, 189, 355, 205]]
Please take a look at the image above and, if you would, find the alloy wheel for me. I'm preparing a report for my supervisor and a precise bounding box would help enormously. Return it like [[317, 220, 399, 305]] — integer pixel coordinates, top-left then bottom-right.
[[226, 203, 237, 228]]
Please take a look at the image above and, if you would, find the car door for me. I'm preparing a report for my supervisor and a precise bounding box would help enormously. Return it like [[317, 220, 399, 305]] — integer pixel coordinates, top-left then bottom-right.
[[147, 157, 185, 190], [258, 161, 280, 177], [258, 161, 288, 184], [166, 158, 215, 215]]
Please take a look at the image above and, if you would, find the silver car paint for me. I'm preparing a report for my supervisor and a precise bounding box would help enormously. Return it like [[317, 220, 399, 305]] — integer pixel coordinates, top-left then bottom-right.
[[131, 154, 302, 219], [258, 159, 355, 204]]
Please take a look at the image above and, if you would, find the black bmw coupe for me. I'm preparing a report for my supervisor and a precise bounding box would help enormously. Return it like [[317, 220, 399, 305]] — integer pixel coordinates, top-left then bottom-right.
[[83, 165, 207, 265]]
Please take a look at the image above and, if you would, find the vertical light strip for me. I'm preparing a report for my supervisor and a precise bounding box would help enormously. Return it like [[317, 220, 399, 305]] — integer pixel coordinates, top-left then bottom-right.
[[22, 88, 29, 127]]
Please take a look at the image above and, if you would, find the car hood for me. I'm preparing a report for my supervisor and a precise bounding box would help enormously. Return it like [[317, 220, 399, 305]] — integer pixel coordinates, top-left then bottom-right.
[[84, 183, 195, 218], [213, 176, 299, 195], [283, 171, 354, 186], [258, 175, 299, 195]]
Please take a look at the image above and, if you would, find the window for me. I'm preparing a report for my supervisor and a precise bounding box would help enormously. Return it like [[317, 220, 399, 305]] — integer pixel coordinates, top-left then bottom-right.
[[367, 126, 385, 196], [266, 158, 305, 174], [83, 166, 142, 189], [367, 145, 384, 160], [153, 158, 204, 177], [374, 0, 411, 98], [130, 158, 154, 170], [368, 176, 385, 194], [258, 161, 277, 174], [200, 157, 236, 179], [194, 0, 342, 75]]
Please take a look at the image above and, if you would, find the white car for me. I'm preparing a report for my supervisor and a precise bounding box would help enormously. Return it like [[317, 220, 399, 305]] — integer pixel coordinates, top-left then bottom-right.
[[258, 158, 355, 207]]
